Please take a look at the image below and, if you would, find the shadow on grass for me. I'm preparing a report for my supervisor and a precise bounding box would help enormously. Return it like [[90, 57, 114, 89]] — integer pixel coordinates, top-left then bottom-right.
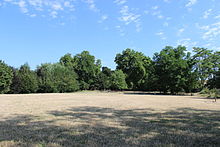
[[0, 107, 220, 146], [123, 91, 191, 96]]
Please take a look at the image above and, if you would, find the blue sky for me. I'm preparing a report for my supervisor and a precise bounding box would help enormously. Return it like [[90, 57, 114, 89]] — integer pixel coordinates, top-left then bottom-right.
[[0, 0, 220, 69]]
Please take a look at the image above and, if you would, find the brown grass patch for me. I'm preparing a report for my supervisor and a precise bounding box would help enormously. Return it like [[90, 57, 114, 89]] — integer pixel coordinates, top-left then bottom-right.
[[0, 91, 220, 146]]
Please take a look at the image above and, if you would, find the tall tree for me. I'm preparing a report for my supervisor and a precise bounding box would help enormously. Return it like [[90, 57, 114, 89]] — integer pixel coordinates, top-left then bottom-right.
[[115, 49, 151, 89], [206, 51, 220, 89], [192, 47, 214, 88], [0, 60, 13, 94], [96, 67, 112, 90], [153, 46, 192, 94], [11, 64, 38, 94], [72, 51, 101, 90]]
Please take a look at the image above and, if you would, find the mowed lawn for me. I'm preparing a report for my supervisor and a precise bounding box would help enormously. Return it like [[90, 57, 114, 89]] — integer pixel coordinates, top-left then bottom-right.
[[0, 91, 220, 147]]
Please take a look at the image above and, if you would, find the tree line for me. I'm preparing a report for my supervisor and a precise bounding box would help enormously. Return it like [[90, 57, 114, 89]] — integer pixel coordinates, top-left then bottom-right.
[[0, 46, 219, 94]]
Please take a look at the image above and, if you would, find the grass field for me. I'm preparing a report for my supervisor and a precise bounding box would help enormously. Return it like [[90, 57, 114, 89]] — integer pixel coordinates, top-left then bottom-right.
[[0, 91, 220, 147]]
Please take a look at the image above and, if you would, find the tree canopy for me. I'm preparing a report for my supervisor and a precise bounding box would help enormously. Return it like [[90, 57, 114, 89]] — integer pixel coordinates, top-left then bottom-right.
[[0, 46, 219, 94], [0, 60, 13, 94]]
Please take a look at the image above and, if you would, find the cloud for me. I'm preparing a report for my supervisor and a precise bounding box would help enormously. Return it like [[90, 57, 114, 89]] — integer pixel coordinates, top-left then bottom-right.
[[150, 6, 165, 20], [83, 0, 99, 12], [185, 0, 197, 7], [118, 5, 142, 32], [51, 3, 63, 11], [3, 0, 77, 18], [198, 22, 220, 41], [152, 6, 159, 10], [203, 9, 212, 19], [214, 14, 220, 19], [164, 0, 171, 3], [177, 38, 197, 48], [114, 0, 127, 5], [98, 15, 108, 23], [177, 28, 185, 36], [116, 25, 125, 36], [50, 11, 58, 18], [156, 31, 166, 40], [18, 0, 28, 13]]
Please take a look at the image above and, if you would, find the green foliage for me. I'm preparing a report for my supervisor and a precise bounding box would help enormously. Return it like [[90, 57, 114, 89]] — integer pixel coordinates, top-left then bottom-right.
[[95, 67, 112, 90], [202, 50, 220, 89], [110, 70, 127, 90], [192, 47, 215, 88], [37, 63, 79, 93], [2, 46, 219, 94], [0, 60, 13, 94], [200, 88, 220, 100], [115, 48, 151, 89], [10, 64, 38, 94], [61, 51, 101, 90], [153, 46, 194, 94]]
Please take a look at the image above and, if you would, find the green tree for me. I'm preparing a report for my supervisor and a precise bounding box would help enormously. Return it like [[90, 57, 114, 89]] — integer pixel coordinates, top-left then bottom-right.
[[110, 70, 127, 90], [216, 71, 220, 88], [115, 49, 151, 89], [11, 64, 38, 94], [37, 63, 79, 93], [60, 53, 76, 69], [192, 47, 214, 89], [97, 67, 112, 90], [205, 51, 220, 89], [72, 51, 101, 90], [36, 63, 56, 93], [0, 60, 13, 94], [153, 46, 192, 94]]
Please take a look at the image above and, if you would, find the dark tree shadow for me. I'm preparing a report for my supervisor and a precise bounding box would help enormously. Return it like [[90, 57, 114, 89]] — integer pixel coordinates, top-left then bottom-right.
[[123, 91, 191, 96], [0, 107, 220, 146]]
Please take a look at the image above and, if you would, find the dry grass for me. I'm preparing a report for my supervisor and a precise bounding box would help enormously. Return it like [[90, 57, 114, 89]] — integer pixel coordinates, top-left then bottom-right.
[[0, 91, 220, 147]]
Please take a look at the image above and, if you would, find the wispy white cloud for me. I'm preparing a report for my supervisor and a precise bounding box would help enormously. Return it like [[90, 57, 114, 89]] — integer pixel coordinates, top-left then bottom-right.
[[3, 0, 77, 18], [163, 22, 169, 27], [164, 0, 171, 3], [203, 9, 212, 19], [114, 0, 127, 5], [116, 25, 125, 36], [185, 0, 197, 7], [198, 22, 220, 41], [214, 14, 220, 19], [98, 15, 108, 23], [152, 6, 159, 10], [177, 38, 197, 48], [177, 28, 185, 36], [83, 0, 99, 12], [156, 31, 166, 40], [118, 5, 142, 32], [164, 0, 170, 3], [150, 6, 166, 20], [50, 11, 58, 18], [18, 0, 28, 13]]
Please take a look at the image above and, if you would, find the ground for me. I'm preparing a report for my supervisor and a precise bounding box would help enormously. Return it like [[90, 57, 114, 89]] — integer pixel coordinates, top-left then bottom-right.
[[0, 91, 220, 147]]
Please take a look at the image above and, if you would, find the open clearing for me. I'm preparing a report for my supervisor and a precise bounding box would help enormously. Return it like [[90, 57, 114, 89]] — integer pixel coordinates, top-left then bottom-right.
[[0, 91, 220, 147]]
